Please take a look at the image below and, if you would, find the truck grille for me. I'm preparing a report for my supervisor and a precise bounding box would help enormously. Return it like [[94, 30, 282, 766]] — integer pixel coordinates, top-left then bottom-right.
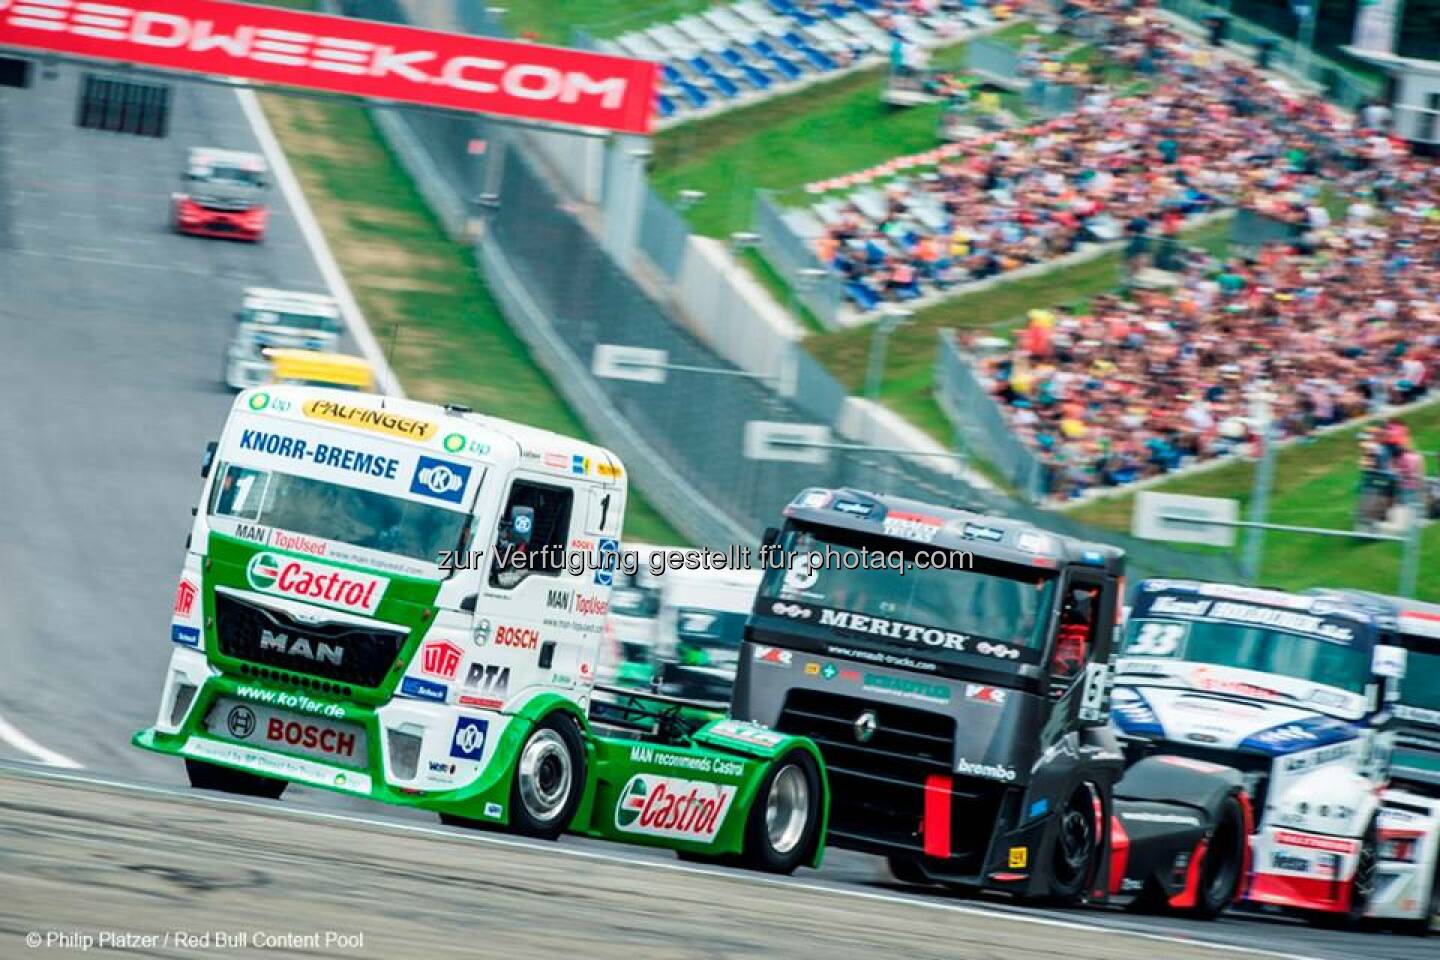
[[214, 592, 407, 688], [776, 688, 1001, 870]]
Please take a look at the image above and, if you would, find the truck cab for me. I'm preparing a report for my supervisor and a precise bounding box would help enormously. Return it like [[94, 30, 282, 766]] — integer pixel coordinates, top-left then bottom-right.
[[733, 488, 1131, 900], [1115, 579, 1437, 929], [173, 147, 269, 241], [1308, 589, 1440, 931], [654, 564, 763, 705], [225, 288, 342, 391], [596, 544, 664, 691], [136, 386, 628, 831]]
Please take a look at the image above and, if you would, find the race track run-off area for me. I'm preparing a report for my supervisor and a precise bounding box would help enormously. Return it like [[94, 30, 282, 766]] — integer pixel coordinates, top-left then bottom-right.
[[0, 41, 1433, 960]]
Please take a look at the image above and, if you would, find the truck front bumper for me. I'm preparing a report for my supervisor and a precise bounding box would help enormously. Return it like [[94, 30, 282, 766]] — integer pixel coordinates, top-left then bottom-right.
[[134, 647, 520, 821]]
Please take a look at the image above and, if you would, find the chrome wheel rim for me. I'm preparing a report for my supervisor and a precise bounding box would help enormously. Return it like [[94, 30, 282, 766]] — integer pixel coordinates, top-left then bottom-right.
[[518, 729, 572, 823], [765, 764, 810, 855]]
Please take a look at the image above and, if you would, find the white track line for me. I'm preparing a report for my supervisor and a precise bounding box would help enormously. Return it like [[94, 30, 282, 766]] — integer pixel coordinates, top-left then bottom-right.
[[233, 87, 406, 399], [0, 717, 81, 769], [8, 764, 1331, 960]]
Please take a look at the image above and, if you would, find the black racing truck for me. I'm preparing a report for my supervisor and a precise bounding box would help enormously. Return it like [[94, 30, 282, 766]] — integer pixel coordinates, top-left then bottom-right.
[[732, 488, 1252, 916]]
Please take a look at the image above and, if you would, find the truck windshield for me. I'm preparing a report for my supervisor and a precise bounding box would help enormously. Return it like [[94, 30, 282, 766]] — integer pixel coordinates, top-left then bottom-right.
[[242, 309, 339, 333], [675, 608, 748, 665], [1400, 649, 1440, 712], [194, 166, 263, 187], [1122, 618, 1371, 694], [209, 463, 468, 565], [761, 522, 1056, 658]]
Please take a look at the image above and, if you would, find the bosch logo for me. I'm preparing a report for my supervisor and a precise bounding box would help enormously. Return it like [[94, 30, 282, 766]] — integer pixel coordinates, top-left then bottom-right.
[[226, 705, 257, 739], [771, 602, 811, 619], [977, 641, 1020, 660], [495, 625, 540, 650]]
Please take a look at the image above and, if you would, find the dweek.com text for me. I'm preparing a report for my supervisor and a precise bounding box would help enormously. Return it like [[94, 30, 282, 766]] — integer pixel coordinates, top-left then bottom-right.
[[439, 544, 975, 576]]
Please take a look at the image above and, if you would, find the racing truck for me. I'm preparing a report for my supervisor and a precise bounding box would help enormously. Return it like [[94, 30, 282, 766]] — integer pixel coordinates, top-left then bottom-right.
[[1114, 579, 1438, 932], [654, 565, 762, 705], [732, 488, 1252, 916], [134, 387, 827, 873], [172, 147, 269, 241], [1308, 589, 1440, 933], [225, 289, 343, 391]]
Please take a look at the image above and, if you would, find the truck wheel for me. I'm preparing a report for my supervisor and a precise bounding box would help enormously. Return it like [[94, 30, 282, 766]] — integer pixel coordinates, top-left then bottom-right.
[[887, 855, 933, 886], [1186, 792, 1247, 920], [508, 714, 585, 841], [184, 758, 285, 799], [1046, 780, 1101, 906], [742, 750, 821, 875]]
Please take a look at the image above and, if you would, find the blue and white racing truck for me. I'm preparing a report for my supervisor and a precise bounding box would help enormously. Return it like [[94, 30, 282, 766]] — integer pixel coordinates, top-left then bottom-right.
[[1113, 579, 1439, 933]]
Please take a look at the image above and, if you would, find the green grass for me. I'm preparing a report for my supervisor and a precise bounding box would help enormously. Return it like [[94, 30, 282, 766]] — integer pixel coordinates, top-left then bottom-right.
[[501, 0, 713, 43], [651, 39, 999, 239], [1062, 405, 1440, 600], [257, 94, 685, 544]]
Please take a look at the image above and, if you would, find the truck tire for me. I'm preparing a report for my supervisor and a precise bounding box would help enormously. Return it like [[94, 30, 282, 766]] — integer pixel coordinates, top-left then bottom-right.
[[184, 758, 285, 799], [1045, 780, 1102, 906], [507, 713, 586, 841], [742, 749, 821, 875], [1185, 791, 1247, 920]]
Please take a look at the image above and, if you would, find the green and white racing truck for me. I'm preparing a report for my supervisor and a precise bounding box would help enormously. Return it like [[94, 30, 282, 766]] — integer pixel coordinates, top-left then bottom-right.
[[134, 387, 827, 873]]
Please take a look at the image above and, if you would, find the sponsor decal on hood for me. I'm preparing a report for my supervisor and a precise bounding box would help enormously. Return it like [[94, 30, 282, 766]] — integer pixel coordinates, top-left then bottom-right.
[[245, 552, 388, 614]]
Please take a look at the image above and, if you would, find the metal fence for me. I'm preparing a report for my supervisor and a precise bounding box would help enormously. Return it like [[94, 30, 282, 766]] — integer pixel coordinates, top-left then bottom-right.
[[966, 37, 1025, 87], [638, 184, 691, 282], [753, 191, 846, 329], [935, 334, 1048, 502]]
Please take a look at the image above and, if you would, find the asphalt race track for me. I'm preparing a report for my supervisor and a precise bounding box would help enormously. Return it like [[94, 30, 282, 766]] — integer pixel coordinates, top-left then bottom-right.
[[0, 68, 1433, 960]]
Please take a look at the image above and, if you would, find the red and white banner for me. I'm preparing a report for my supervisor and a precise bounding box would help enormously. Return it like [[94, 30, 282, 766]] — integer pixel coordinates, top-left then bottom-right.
[[0, 0, 658, 134]]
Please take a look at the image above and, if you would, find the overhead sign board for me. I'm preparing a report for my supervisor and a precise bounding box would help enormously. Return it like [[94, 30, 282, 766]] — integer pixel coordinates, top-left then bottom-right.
[[744, 421, 831, 465], [592, 344, 668, 384], [1132, 492, 1239, 548], [0, 0, 658, 134]]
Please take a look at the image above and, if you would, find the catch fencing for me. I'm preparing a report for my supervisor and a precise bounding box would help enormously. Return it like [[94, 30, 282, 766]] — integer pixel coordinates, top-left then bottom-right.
[[753, 191, 846, 329], [935, 334, 1049, 502]]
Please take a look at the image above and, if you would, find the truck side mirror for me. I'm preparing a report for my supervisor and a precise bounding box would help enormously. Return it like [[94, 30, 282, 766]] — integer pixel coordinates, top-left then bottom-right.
[[1373, 644, 1407, 704], [200, 440, 217, 479], [1373, 644, 1407, 680]]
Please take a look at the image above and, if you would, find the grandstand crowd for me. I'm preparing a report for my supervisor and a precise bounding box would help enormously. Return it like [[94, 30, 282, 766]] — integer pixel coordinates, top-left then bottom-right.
[[894, 2, 1440, 499]]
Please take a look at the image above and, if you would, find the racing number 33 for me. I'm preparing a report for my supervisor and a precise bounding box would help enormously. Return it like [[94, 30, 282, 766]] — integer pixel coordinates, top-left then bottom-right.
[[1128, 622, 1186, 657]]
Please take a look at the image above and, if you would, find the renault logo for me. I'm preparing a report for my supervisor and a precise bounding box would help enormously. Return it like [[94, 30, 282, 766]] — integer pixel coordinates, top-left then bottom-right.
[[853, 709, 878, 743]]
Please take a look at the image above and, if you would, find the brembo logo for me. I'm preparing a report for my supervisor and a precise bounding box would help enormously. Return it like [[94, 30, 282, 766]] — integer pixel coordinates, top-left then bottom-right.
[[0, 0, 657, 134]]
